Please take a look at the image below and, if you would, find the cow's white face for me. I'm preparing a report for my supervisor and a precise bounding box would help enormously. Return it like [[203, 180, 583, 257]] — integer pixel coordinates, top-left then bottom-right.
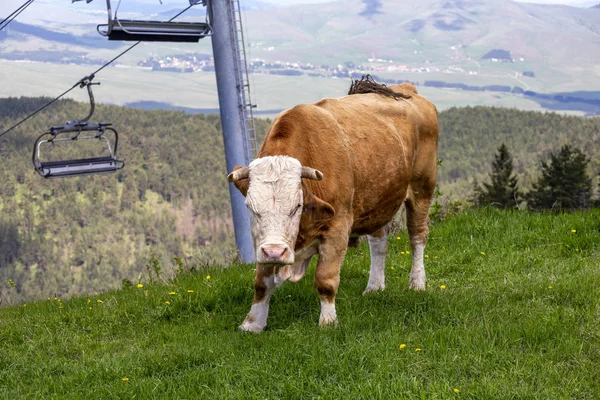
[[246, 156, 303, 264], [227, 156, 326, 265]]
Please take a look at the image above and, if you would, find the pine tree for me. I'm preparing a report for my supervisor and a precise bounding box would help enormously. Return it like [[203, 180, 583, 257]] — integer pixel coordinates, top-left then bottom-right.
[[472, 143, 519, 208], [527, 144, 592, 211]]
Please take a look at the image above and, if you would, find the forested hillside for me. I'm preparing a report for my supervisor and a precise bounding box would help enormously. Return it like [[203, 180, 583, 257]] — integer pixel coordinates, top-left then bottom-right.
[[0, 98, 598, 304], [0, 97, 269, 304], [438, 107, 600, 199]]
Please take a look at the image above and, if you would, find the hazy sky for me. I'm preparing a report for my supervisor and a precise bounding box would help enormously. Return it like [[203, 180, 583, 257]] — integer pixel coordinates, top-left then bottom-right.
[[2, 0, 598, 12], [266, 0, 597, 5], [2, 0, 598, 19], [3, 0, 597, 8]]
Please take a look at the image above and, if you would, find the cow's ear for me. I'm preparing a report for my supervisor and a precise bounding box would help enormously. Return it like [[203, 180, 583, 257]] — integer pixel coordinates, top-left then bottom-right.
[[303, 185, 335, 221], [227, 166, 249, 197]]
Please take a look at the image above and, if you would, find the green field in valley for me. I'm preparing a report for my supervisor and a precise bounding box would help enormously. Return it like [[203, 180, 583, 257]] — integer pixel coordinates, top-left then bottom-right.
[[1, 208, 599, 399], [0, 59, 565, 118]]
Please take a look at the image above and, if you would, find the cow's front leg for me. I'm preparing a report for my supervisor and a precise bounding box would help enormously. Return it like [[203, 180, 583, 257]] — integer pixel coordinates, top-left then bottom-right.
[[315, 234, 348, 327], [363, 228, 388, 294], [240, 265, 277, 333]]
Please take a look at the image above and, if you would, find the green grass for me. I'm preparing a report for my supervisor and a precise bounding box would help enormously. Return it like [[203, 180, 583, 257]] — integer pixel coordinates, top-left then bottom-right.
[[1, 208, 600, 399]]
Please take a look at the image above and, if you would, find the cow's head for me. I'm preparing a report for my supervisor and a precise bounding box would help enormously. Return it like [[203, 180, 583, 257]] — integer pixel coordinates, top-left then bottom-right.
[[228, 156, 334, 265]]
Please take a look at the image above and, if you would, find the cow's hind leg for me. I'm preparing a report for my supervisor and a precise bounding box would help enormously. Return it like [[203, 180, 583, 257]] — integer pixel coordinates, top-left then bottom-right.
[[240, 265, 277, 333], [405, 192, 433, 290], [363, 228, 388, 295]]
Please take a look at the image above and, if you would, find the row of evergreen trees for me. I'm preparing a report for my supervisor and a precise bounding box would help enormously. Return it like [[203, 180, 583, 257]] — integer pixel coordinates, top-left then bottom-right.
[[472, 143, 597, 211]]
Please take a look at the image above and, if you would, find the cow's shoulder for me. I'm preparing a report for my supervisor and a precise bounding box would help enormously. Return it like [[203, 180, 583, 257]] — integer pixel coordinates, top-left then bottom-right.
[[279, 102, 336, 123]]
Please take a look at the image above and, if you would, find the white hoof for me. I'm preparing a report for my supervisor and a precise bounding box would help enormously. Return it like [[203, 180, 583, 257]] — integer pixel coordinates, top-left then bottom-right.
[[408, 277, 426, 291], [319, 315, 338, 327], [239, 317, 266, 333], [319, 301, 338, 327], [362, 284, 385, 295]]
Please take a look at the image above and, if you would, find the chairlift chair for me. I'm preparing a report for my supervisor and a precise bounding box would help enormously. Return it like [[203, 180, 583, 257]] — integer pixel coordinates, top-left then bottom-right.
[[32, 75, 124, 178], [97, 0, 212, 42]]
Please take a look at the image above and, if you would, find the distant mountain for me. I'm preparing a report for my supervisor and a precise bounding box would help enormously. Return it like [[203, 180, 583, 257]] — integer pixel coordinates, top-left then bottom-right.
[[2, 0, 600, 114], [238, 0, 600, 65], [593, 3, 600, 7]]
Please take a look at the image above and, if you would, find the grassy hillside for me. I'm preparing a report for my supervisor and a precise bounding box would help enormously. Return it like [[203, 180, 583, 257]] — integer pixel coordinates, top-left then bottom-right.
[[1, 208, 599, 398]]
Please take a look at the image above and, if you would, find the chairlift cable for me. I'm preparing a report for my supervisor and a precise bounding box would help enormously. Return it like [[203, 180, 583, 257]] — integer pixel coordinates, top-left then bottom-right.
[[0, 3, 195, 140], [0, 83, 79, 140], [0, 0, 36, 32], [0, 45, 137, 139], [90, 41, 140, 77]]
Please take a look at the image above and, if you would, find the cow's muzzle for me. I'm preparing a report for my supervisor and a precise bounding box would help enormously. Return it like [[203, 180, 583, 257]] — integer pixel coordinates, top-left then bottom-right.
[[258, 244, 294, 265]]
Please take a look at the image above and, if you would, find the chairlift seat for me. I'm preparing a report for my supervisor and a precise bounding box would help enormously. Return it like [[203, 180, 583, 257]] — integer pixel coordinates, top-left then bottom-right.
[[102, 19, 211, 42], [35, 156, 124, 178], [32, 76, 125, 179]]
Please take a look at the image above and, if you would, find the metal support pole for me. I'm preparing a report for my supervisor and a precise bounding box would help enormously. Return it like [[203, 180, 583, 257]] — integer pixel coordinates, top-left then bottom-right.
[[209, 0, 255, 263]]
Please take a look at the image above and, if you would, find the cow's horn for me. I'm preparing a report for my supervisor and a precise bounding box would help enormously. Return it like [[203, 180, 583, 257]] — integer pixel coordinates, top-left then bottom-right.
[[301, 167, 323, 181], [227, 167, 249, 182]]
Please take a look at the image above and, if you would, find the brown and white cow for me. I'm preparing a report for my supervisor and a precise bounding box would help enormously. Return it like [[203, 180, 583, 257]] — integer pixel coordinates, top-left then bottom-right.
[[228, 78, 438, 333]]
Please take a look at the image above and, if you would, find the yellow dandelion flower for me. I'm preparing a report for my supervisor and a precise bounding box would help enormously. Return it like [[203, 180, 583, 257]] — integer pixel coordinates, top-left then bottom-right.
[[137, 283, 144, 288], [415, 348, 422, 352], [453, 388, 460, 393], [399, 344, 406, 349], [480, 251, 486, 256], [576, 248, 580, 252], [59, 306, 63, 309], [571, 229, 576, 233], [97, 300, 103, 303], [434, 256, 439, 259], [89, 307, 92, 310], [406, 251, 410, 254], [391, 266, 395, 271], [48, 297, 51, 301], [206, 275, 211, 280], [440, 285, 446, 289], [548, 285, 553, 289], [165, 301, 171, 305], [121, 377, 129, 382], [424, 254, 429, 258], [169, 291, 176, 295], [400, 251, 405, 255], [87, 299, 91, 304], [187, 290, 194, 293], [396, 236, 401, 240], [8, 279, 15, 287], [23, 304, 27, 307]]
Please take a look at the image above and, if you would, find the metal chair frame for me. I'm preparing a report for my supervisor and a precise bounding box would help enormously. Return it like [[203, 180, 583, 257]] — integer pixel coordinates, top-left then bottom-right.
[[32, 76, 125, 178], [97, 0, 212, 42]]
